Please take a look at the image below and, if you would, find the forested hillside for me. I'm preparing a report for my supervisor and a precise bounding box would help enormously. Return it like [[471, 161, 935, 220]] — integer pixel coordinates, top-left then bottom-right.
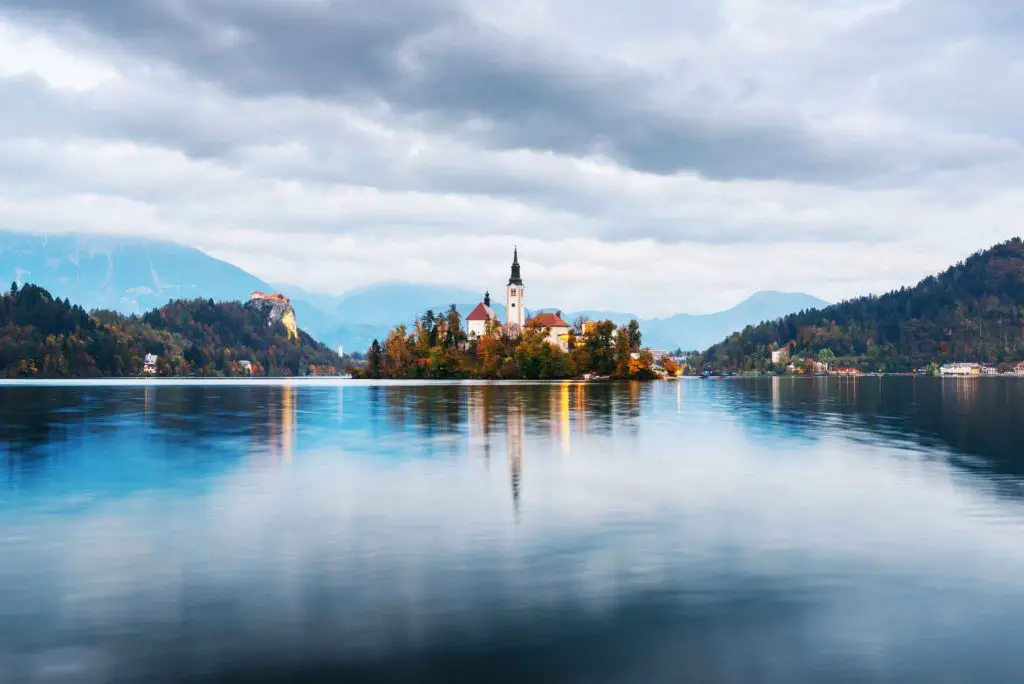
[[703, 238, 1024, 373], [0, 283, 343, 377]]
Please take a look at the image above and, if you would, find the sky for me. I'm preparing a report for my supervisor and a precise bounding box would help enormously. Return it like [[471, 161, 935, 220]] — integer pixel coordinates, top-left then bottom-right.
[[0, 0, 1022, 317]]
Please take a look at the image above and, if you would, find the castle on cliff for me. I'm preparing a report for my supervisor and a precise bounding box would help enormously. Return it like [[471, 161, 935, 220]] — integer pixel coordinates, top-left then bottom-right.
[[249, 291, 299, 342]]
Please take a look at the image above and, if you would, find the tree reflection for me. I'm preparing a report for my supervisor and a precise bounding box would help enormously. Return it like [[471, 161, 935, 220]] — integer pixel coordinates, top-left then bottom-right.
[[727, 376, 1024, 483]]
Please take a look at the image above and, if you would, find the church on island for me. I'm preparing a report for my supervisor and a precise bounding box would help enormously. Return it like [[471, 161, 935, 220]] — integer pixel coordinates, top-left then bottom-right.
[[465, 248, 572, 350]]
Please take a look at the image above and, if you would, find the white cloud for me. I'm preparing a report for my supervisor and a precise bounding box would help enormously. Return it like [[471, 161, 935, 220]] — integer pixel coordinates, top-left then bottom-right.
[[0, 0, 1021, 315], [0, 19, 117, 90]]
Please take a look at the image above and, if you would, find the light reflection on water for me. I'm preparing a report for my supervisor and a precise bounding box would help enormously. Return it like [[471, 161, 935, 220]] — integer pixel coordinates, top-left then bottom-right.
[[2, 378, 1024, 683]]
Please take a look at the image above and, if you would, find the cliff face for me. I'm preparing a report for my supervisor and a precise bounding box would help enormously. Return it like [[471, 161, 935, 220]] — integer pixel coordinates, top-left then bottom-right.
[[247, 294, 299, 342]]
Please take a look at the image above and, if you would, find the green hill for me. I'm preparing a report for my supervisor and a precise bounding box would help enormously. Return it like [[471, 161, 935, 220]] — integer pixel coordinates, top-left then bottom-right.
[[0, 283, 343, 378], [703, 238, 1024, 373]]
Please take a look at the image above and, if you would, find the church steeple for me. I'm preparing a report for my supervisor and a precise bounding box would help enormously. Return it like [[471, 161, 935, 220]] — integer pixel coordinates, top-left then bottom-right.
[[508, 246, 523, 286], [505, 246, 525, 335]]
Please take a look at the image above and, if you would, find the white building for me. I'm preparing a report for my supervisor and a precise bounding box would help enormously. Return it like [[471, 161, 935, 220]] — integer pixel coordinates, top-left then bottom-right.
[[143, 353, 158, 375], [505, 247, 525, 337], [528, 312, 572, 351], [939, 362, 981, 376], [771, 348, 789, 365], [466, 292, 500, 339], [237, 360, 254, 374]]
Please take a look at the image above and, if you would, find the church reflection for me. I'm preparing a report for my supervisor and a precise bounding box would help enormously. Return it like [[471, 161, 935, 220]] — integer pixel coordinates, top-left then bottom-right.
[[266, 384, 296, 464], [507, 394, 525, 514]]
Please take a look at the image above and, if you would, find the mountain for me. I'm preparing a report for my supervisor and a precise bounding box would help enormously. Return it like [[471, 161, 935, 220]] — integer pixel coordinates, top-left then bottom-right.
[[0, 283, 343, 377], [0, 230, 268, 313], [0, 230, 342, 341], [322, 282, 509, 351], [535, 292, 828, 351], [639, 291, 831, 351], [334, 282, 486, 325], [704, 238, 1024, 372]]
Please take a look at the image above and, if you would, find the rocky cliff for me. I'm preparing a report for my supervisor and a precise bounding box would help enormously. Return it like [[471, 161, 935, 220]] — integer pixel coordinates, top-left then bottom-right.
[[247, 292, 299, 342]]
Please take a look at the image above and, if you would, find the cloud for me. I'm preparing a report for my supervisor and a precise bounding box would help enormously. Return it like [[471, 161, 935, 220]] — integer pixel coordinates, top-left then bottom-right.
[[0, 0, 1021, 314]]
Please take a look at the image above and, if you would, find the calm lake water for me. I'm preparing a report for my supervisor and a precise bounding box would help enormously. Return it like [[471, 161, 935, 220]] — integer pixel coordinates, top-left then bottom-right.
[[3, 377, 1024, 683]]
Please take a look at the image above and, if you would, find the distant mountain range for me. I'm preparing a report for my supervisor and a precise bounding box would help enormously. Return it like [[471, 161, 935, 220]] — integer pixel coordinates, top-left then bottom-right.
[[0, 230, 828, 352]]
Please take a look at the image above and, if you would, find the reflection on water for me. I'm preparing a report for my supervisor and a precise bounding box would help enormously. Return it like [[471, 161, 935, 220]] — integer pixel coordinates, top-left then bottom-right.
[[3, 378, 1024, 683]]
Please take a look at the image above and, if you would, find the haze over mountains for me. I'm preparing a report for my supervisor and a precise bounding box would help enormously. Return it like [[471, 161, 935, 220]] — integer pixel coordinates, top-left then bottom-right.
[[0, 231, 828, 352]]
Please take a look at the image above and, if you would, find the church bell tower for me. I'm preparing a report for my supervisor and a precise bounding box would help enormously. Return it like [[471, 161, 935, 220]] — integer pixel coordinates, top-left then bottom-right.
[[505, 247, 525, 336]]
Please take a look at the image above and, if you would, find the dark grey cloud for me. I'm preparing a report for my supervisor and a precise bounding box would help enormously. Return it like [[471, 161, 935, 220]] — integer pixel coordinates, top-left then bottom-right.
[[0, 0, 982, 184]]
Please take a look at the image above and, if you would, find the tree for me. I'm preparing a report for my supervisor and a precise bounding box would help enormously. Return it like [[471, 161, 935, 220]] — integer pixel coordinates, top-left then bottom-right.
[[383, 325, 413, 378], [626, 319, 642, 350], [444, 304, 463, 349], [817, 348, 836, 370], [367, 339, 383, 378]]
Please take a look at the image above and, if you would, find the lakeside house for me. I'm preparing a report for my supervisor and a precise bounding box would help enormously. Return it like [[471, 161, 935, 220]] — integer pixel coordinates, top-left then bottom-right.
[[771, 347, 789, 364], [143, 353, 158, 375], [528, 312, 572, 351], [940, 363, 981, 376]]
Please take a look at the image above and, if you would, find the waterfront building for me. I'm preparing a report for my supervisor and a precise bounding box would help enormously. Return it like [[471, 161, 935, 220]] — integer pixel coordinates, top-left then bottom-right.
[[466, 291, 500, 339], [143, 353, 158, 375], [939, 363, 982, 376], [528, 312, 572, 351]]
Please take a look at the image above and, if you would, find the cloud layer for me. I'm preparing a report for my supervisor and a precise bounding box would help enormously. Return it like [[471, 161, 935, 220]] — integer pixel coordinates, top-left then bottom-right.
[[0, 0, 1022, 314]]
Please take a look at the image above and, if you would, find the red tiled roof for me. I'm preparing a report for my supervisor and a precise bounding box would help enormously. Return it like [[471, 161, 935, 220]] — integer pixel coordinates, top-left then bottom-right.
[[466, 303, 497, 321], [529, 312, 570, 328]]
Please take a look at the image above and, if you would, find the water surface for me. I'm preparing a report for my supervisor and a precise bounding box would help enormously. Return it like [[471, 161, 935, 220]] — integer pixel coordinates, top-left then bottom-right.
[[3, 377, 1024, 683]]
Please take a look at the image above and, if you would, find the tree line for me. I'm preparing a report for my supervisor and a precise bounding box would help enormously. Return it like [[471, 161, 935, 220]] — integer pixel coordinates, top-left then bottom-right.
[[0, 283, 344, 377], [702, 238, 1024, 373], [361, 307, 655, 380]]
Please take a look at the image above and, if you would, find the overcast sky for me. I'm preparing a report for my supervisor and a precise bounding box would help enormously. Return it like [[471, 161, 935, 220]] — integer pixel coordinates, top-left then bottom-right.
[[1, 0, 1022, 315]]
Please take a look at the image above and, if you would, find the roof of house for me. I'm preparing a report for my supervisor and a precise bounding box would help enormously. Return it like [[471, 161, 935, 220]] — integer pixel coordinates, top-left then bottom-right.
[[529, 312, 570, 329], [466, 302, 498, 321]]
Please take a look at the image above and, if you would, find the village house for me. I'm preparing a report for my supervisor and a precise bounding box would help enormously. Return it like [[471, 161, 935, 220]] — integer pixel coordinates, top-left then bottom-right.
[[528, 312, 572, 351], [143, 353, 158, 375], [771, 347, 789, 365]]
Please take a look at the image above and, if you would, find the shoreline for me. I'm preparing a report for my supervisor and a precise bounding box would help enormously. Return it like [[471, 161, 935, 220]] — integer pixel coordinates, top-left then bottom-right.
[[1, 374, 1022, 387]]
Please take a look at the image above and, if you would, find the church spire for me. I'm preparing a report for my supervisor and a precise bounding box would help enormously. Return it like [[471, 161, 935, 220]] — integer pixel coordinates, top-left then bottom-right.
[[508, 246, 523, 286]]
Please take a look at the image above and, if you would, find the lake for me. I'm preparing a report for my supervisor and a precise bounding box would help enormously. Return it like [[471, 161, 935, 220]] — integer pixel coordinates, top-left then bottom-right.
[[3, 377, 1024, 683]]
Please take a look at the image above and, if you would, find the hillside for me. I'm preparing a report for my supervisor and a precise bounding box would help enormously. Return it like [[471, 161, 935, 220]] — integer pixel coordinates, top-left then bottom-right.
[[0, 230, 341, 340], [0, 283, 343, 377], [639, 291, 830, 351], [704, 238, 1024, 372]]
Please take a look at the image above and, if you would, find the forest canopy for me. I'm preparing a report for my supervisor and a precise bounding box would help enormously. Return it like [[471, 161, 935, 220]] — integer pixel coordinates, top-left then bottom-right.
[[0, 283, 343, 378]]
